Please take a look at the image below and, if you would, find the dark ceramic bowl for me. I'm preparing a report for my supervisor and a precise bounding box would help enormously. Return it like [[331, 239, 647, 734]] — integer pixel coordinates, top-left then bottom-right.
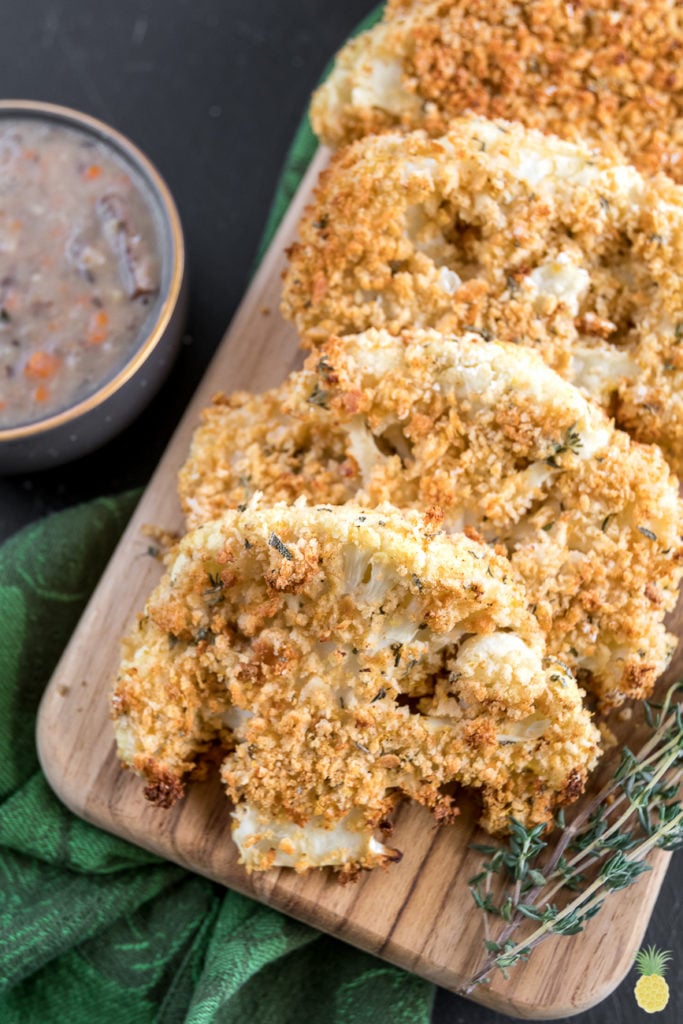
[[0, 100, 187, 473]]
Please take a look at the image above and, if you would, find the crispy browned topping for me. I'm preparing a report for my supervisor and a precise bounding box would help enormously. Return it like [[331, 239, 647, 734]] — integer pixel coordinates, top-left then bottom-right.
[[312, 0, 683, 182], [178, 330, 683, 708], [111, 617, 235, 803], [113, 502, 600, 851], [282, 120, 683, 469], [142, 765, 185, 808]]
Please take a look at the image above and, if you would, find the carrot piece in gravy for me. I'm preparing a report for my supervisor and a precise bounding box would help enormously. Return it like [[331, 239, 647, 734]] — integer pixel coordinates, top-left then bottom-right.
[[87, 309, 109, 345], [24, 351, 61, 380]]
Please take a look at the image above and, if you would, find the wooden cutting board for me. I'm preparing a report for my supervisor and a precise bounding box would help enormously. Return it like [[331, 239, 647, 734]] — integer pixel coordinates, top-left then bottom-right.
[[37, 147, 676, 1020]]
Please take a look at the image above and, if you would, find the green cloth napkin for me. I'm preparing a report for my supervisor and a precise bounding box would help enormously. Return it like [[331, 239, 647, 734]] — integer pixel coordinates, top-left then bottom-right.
[[0, 8, 436, 1024]]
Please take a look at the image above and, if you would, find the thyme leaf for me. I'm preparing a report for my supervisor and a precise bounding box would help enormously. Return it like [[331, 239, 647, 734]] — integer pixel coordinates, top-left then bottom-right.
[[463, 325, 494, 341], [546, 424, 583, 466], [307, 383, 330, 407], [268, 532, 293, 560]]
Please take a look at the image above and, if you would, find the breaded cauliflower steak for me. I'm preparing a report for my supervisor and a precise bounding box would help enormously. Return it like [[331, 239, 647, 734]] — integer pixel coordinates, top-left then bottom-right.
[[282, 119, 683, 469], [179, 331, 683, 707], [311, 0, 683, 183], [113, 503, 599, 871]]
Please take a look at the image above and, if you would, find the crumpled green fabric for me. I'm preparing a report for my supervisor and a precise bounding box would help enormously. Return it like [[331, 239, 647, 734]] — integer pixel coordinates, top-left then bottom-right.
[[0, 7, 436, 1023]]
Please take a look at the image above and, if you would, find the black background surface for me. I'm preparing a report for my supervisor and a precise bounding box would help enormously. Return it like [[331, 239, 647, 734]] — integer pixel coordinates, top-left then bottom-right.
[[0, 2, 680, 1021]]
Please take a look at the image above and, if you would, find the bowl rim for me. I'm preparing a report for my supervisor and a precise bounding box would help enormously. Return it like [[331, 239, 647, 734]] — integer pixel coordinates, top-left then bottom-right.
[[0, 98, 185, 442]]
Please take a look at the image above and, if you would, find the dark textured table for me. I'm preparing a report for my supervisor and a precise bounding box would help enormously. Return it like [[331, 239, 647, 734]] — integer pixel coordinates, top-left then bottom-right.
[[0, 2, 680, 1021]]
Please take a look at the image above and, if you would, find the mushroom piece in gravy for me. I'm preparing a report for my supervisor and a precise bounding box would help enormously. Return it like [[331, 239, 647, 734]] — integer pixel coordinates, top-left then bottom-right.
[[0, 119, 161, 428]]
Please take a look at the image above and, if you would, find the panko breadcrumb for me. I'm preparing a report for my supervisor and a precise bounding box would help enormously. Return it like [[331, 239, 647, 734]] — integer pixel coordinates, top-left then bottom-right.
[[282, 119, 683, 469], [179, 330, 683, 708], [112, 502, 600, 870], [311, 0, 683, 183]]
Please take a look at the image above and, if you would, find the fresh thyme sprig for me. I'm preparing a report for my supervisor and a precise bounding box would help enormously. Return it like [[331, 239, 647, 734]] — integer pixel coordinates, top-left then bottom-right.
[[461, 681, 683, 992]]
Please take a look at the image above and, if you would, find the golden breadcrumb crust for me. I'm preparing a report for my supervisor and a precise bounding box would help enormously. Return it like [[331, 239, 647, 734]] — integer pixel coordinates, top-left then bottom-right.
[[112, 618, 234, 805], [311, 0, 683, 183], [282, 119, 683, 470], [112, 502, 600, 849], [178, 330, 683, 707]]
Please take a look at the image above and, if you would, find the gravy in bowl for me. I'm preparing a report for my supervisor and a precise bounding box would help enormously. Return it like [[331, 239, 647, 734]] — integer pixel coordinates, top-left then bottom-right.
[[0, 118, 161, 428]]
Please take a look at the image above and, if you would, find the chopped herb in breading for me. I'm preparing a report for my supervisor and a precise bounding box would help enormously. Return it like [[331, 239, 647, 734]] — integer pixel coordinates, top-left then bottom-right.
[[463, 325, 493, 341], [269, 532, 293, 560], [307, 383, 330, 407]]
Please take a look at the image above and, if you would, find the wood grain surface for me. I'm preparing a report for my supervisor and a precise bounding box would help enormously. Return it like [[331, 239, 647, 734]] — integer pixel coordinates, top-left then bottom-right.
[[37, 147, 677, 1020]]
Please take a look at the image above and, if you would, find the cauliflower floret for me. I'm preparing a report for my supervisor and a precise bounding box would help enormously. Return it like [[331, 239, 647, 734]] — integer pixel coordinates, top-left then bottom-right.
[[281, 118, 683, 470], [178, 330, 683, 707], [310, 0, 683, 184], [231, 804, 400, 874], [113, 501, 599, 870]]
